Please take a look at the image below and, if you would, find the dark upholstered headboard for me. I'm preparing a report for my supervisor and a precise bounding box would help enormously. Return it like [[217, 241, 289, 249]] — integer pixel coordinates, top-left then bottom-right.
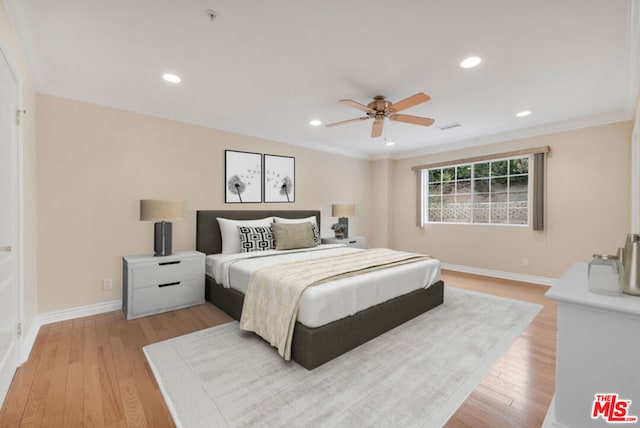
[[196, 210, 321, 255]]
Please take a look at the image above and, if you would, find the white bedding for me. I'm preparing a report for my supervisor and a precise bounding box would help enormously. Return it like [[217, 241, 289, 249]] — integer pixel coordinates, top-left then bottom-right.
[[206, 245, 441, 328]]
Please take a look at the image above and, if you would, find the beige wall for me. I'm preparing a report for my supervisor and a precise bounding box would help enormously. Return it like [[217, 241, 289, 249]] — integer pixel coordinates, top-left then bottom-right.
[[36, 94, 372, 313], [0, 2, 38, 335], [369, 158, 393, 248], [35, 95, 634, 314], [388, 121, 633, 279]]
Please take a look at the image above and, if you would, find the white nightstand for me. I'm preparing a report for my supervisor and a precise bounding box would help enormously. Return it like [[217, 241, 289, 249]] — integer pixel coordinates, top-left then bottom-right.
[[122, 250, 205, 320], [321, 236, 367, 249]]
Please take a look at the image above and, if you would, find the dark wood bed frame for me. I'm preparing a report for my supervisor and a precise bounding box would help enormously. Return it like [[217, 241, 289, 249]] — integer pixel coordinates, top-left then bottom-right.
[[196, 210, 444, 369]]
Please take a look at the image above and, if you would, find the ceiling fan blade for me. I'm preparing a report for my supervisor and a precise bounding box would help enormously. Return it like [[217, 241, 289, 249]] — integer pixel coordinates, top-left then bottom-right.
[[325, 116, 371, 127], [371, 119, 384, 138], [340, 99, 375, 113], [387, 93, 431, 113], [389, 114, 435, 127]]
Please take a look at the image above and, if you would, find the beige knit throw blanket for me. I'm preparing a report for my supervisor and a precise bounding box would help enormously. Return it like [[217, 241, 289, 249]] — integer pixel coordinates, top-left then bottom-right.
[[239, 248, 431, 360]]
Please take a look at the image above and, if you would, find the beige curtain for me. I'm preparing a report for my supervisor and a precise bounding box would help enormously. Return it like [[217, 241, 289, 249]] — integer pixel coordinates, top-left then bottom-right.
[[532, 152, 545, 231], [416, 171, 423, 227]]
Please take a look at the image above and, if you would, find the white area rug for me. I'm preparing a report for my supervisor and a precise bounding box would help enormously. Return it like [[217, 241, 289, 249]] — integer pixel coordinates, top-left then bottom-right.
[[144, 287, 542, 428]]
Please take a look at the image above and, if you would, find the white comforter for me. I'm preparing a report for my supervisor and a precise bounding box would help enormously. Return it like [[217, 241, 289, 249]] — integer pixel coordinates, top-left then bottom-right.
[[206, 245, 441, 328]]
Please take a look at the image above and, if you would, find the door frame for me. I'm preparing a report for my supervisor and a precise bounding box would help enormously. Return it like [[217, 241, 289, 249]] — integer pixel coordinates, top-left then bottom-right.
[[632, 121, 638, 233], [0, 35, 26, 364]]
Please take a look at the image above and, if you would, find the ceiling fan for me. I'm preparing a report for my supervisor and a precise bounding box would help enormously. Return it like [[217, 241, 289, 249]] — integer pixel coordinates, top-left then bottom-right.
[[325, 93, 434, 138]]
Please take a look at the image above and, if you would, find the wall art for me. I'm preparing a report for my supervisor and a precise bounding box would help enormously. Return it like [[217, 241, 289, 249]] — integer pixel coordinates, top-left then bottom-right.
[[225, 150, 262, 203], [264, 154, 295, 203]]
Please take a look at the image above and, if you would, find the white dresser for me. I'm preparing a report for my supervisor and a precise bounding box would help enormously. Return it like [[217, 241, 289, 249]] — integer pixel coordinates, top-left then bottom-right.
[[122, 250, 205, 320], [544, 263, 640, 427], [321, 236, 367, 249]]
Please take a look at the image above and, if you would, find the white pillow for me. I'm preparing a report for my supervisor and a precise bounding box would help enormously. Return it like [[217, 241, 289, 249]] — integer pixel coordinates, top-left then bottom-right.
[[273, 216, 320, 244], [273, 216, 318, 226], [217, 217, 274, 254]]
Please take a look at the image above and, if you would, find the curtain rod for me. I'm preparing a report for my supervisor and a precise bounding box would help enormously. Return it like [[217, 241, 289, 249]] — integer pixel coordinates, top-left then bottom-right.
[[410, 146, 550, 172]]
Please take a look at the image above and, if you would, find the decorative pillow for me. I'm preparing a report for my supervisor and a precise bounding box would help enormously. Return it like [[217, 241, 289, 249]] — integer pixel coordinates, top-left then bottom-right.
[[310, 223, 320, 245], [238, 226, 275, 253], [271, 222, 317, 250], [216, 217, 273, 254], [273, 216, 320, 244]]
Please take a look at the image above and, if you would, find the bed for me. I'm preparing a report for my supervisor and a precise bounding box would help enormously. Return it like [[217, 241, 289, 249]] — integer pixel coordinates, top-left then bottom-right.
[[196, 210, 444, 369]]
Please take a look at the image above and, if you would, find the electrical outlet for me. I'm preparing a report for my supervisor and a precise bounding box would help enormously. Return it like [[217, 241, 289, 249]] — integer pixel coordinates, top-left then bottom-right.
[[103, 278, 113, 290], [520, 258, 529, 267]]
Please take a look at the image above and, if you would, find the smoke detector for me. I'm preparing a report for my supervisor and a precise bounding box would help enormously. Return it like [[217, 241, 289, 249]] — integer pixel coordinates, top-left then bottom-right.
[[205, 9, 217, 22]]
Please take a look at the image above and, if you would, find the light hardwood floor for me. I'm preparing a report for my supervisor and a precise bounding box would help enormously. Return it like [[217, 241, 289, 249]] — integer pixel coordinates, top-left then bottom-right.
[[0, 270, 557, 427], [443, 271, 557, 428]]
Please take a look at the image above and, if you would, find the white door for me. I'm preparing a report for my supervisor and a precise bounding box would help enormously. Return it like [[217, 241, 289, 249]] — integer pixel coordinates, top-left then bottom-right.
[[0, 46, 20, 406]]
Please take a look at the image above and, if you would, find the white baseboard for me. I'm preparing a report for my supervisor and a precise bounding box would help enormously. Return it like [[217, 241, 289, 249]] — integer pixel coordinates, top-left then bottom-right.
[[441, 263, 556, 286], [20, 299, 122, 364], [38, 299, 122, 325], [20, 318, 41, 364]]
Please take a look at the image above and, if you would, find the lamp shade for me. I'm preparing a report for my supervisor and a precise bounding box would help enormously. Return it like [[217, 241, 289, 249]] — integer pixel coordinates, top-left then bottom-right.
[[139, 200, 184, 222], [332, 204, 355, 217]]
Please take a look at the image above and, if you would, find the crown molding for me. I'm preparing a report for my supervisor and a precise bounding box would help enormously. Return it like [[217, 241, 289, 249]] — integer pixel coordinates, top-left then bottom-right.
[[390, 112, 631, 160]]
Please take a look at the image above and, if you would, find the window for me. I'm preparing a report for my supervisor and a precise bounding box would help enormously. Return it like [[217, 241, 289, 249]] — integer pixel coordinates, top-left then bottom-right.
[[424, 156, 530, 225]]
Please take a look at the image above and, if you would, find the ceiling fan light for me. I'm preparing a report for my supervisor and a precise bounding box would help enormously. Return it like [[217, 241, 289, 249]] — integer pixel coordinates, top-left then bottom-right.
[[460, 56, 482, 69], [327, 93, 434, 138], [309, 119, 322, 126], [162, 73, 182, 83]]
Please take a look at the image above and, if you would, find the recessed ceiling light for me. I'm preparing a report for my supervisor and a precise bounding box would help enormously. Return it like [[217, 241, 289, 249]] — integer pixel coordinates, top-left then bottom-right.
[[162, 73, 182, 84], [309, 119, 322, 126], [460, 56, 482, 69], [516, 110, 532, 117], [385, 141, 395, 146]]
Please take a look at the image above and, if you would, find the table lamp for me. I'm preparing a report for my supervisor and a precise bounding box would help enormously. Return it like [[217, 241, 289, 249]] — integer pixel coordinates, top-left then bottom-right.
[[140, 199, 184, 256], [332, 204, 355, 238]]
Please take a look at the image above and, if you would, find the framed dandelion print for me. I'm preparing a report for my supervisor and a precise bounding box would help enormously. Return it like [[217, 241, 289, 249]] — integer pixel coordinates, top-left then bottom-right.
[[224, 150, 262, 203], [264, 154, 295, 203]]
